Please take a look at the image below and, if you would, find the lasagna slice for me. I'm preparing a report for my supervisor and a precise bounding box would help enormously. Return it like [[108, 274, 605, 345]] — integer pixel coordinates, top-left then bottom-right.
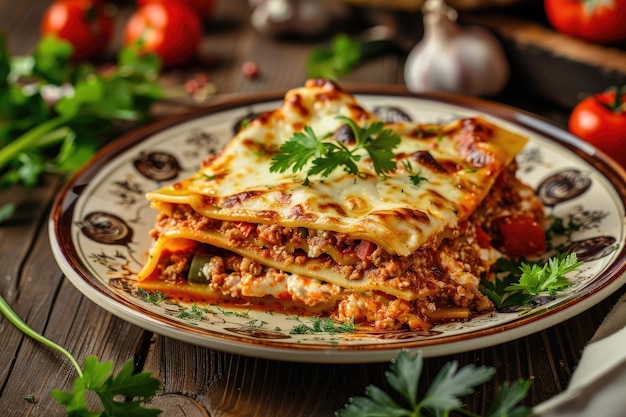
[[137, 79, 544, 331]]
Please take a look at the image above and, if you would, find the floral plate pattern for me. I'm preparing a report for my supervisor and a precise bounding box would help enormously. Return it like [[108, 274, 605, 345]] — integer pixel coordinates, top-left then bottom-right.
[[50, 87, 626, 363]]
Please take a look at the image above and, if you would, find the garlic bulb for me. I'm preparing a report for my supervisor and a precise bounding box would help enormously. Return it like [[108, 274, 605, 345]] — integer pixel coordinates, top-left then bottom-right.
[[404, 0, 509, 97], [249, 0, 347, 38]]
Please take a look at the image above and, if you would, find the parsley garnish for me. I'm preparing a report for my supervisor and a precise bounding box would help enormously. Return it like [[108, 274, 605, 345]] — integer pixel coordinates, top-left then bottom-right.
[[505, 253, 582, 296], [0, 294, 161, 416], [409, 170, 428, 187], [336, 350, 532, 417], [138, 288, 167, 305], [177, 303, 210, 320], [481, 253, 583, 308], [269, 116, 400, 180], [480, 263, 534, 308], [289, 316, 358, 334]]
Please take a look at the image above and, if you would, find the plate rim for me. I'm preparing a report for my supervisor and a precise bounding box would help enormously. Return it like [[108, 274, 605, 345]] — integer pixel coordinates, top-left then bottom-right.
[[49, 85, 626, 363]]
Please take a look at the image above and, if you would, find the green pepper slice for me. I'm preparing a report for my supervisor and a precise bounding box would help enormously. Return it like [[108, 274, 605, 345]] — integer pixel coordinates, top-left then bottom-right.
[[187, 253, 214, 284]]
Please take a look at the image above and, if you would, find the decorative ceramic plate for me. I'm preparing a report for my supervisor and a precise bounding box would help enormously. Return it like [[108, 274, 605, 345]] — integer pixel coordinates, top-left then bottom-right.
[[50, 86, 626, 363]]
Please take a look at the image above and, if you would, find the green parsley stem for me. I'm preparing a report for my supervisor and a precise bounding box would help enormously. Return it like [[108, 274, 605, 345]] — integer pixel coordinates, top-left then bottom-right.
[[0, 115, 71, 172], [0, 294, 83, 377]]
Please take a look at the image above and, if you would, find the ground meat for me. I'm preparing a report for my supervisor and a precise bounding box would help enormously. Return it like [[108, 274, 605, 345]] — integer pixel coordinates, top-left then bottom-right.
[[257, 224, 284, 245], [157, 250, 193, 282], [150, 203, 496, 330], [476, 162, 545, 230], [224, 226, 246, 246], [334, 293, 431, 330]]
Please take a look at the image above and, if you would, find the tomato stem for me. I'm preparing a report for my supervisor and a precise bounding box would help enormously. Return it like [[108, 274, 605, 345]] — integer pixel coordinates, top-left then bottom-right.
[[608, 85, 625, 113]]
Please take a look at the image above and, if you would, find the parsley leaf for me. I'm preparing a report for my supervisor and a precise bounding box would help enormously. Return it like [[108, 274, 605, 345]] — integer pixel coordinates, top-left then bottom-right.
[[409, 170, 428, 187], [338, 116, 400, 176], [306, 33, 395, 80], [270, 126, 327, 174], [307, 34, 362, 80], [270, 117, 400, 181], [487, 380, 533, 417], [481, 253, 583, 308], [308, 142, 360, 177], [480, 259, 534, 308], [336, 350, 532, 417], [0, 294, 162, 416], [505, 253, 582, 296], [421, 360, 494, 413], [52, 357, 161, 417]]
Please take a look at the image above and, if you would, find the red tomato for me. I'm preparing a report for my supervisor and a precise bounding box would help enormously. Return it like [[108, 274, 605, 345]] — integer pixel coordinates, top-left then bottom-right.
[[355, 240, 376, 261], [475, 225, 491, 249], [124, 0, 203, 67], [544, 0, 626, 44], [41, 0, 114, 62], [136, 0, 216, 19], [569, 88, 626, 170], [494, 215, 546, 258], [235, 222, 255, 238]]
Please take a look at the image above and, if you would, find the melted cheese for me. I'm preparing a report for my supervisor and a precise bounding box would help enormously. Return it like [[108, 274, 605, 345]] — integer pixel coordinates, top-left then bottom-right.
[[146, 79, 527, 257]]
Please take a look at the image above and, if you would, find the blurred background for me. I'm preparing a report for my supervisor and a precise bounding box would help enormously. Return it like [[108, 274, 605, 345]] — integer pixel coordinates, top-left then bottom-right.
[[2, 0, 626, 184], [4, 0, 625, 108]]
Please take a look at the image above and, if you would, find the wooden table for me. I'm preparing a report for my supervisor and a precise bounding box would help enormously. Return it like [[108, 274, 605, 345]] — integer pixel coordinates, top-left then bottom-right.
[[1, 1, 624, 416]]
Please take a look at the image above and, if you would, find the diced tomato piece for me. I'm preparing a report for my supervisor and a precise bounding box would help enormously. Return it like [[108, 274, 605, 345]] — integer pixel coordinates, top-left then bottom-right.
[[475, 225, 491, 249], [235, 222, 255, 238], [494, 170, 508, 188], [494, 215, 546, 258], [356, 240, 376, 262]]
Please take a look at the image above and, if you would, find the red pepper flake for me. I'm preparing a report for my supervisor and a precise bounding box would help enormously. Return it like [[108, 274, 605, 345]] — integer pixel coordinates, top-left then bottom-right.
[[185, 78, 200, 94], [242, 61, 260, 79]]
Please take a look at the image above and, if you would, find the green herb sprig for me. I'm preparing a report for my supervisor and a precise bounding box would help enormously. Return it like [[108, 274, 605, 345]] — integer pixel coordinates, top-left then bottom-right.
[[290, 316, 359, 335], [270, 116, 400, 181], [336, 350, 532, 417], [481, 253, 583, 308], [505, 253, 583, 295], [307, 33, 396, 81], [0, 294, 161, 416]]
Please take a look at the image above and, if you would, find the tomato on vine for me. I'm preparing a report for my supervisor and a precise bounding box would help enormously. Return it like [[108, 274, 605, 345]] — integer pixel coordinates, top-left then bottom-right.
[[544, 0, 626, 44], [40, 0, 114, 62], [568, 86, 626, 169]]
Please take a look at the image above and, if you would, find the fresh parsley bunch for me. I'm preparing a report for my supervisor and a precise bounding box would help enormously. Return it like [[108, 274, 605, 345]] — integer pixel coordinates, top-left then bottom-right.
[[337, 350, 532, 417], [0, 33, 162, 190]]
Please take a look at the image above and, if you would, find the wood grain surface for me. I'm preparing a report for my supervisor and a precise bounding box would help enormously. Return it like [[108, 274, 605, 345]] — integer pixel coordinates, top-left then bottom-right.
[[1, 1, 624, 416]]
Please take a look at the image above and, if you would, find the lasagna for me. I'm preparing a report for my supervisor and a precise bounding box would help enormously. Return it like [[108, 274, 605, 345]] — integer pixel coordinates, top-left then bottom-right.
[[137, 79, 545, 331]]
